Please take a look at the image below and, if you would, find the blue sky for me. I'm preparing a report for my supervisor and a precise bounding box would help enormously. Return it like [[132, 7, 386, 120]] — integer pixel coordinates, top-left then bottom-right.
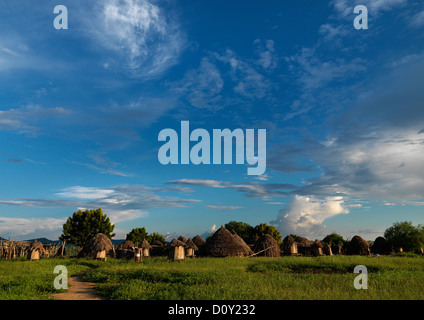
[[1, 0, 424, 241]]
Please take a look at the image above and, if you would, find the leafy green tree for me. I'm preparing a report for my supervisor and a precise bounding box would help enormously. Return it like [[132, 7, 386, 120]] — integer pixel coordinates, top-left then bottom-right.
[[60, 208, 115, 247], [322, 233, 346, 246], [384, 221, 424, 252], [225, 221, 254, 242], [252, 223, 282, 244], [147, 232, 166, 244], [126, 227, 149, 246]]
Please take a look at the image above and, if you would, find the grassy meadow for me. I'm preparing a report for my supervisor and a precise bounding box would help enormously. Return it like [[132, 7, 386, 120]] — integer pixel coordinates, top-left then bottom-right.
[[0, 255, 423, 300]]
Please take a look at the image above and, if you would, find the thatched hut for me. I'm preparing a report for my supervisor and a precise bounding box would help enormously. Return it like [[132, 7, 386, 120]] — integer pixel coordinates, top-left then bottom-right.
[[311, 240, 324, 256], [150, 240, 165, 256], [282, 235, 299, 256], [27, 240, 45, 260], [192, 235, 206, 256], [331, 243, 343, 255], [232, 232, 254, 256], [141, 239, 151, 257], [370, 236, 392, 255], [116, 240, 136, 259], [296, 237, 313, 256], [78, 233, 115, 260], [185, 238, 199, 258], [346, 235, 370, 255], [253, 234, 280, 257], [168, 239, 186, 261], [205, 226, 252, 257], [178, 235, 188, 243]]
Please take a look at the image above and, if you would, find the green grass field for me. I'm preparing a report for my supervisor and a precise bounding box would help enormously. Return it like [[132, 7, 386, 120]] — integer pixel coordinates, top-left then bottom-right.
[[0, 255, 423, 300]]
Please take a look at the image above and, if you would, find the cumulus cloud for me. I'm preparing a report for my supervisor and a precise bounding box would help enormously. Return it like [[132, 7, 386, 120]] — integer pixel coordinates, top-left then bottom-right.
[[271, 195, 349, 238], [0, 217, 65, 238]]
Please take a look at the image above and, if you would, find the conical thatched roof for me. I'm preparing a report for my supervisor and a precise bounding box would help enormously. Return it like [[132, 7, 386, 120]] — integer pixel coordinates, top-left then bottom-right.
[[297, 236, 312, 247], [169, 238, 186, 247], [346, 235, 369, 255], [205, 226, 252, 257], [117, 240, 135, 250], [283, 235, 296, 245], [78, 233, 114, 258], [178, 235, 188, 243], [151, 240, 164, 247], [253, 234, 280, 257], [192, 235, 206, 247], [185, 238, 199, 251], [30, 240, 45, 254], [141, 238, 151, 249], [370, 236, 391, 255], [232, 232, 254, 255]]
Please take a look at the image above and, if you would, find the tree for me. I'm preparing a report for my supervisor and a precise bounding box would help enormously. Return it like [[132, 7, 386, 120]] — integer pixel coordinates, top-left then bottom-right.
[[60, 208, 115, 247], [225, 221, 254, 242], [322, 233, 346, 246], [126, 227, 149, 246], [384, 221, 424, 252], [252, 223, 282, 244], [147, 232, 166, 244]]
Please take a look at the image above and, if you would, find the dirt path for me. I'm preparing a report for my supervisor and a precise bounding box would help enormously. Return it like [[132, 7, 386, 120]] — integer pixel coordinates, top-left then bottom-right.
[[52, 272, 105, 300]]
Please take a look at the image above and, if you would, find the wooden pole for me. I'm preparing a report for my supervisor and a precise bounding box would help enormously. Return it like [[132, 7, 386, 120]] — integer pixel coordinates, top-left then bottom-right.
[[61, 240, 66, 257]]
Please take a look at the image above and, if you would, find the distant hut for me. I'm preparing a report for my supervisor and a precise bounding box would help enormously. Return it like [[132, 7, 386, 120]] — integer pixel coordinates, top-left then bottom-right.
[[27, 240, 45, 260], [205, 226, 252, 257], [178, 235, 188, 243], [116, 240, 136, 259], [78, 233, 115, 261], [253, 234, 280, 257], [192, 235, 206, 256], [168, 239, 186, 261], [232, 232, 254, 256], [141, 239, 152, 257], [297, 237, 313, 256], [185, 238, 199, 258], [150, 240, 165, 256], [311, 240, 324, 256], [282, 235, 298, 256], [346, 235, 370, 255], [370, 236, 392, 255]]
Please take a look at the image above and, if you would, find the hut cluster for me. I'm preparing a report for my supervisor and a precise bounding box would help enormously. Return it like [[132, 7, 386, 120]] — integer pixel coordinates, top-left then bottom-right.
[[1, 228, 419, 263], [0, 239, 59, 260]]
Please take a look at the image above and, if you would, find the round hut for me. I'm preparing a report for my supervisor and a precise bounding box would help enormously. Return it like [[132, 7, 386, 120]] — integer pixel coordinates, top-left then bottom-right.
[[192, 235, 206, 256], [27, 240, 45, 260], [178, 235, 188, 243], [296, 236, 313, 256], [168, 238, 186, 261], [232, 232, 254, 256], [370, 236, 391, 255], [78, 233, 115, 260], [116, 240, 136, 259], [150, 240, 165, 256], [346, 235, 370, 255], [185, 238, 199, 258], [253, 234, 280, 257], [141, 239, 152, 257], [282, 235, 299, 256], [311, 240, 324, 256], [205, 226, 252, 257]]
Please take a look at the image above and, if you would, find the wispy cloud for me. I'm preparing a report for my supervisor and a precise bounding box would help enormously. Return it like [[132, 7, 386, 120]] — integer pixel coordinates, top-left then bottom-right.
[[205, 205, 243, 210], [88, 0, 186, 78]]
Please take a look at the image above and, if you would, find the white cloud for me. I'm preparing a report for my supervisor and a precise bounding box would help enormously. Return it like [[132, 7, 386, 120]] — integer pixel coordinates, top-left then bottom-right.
[[90, 0, 185, 77], [410, 10, 424, 28], [205, 205, 243, 210], [0, 217, 65, 238], [271, 195, 349, 238]]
